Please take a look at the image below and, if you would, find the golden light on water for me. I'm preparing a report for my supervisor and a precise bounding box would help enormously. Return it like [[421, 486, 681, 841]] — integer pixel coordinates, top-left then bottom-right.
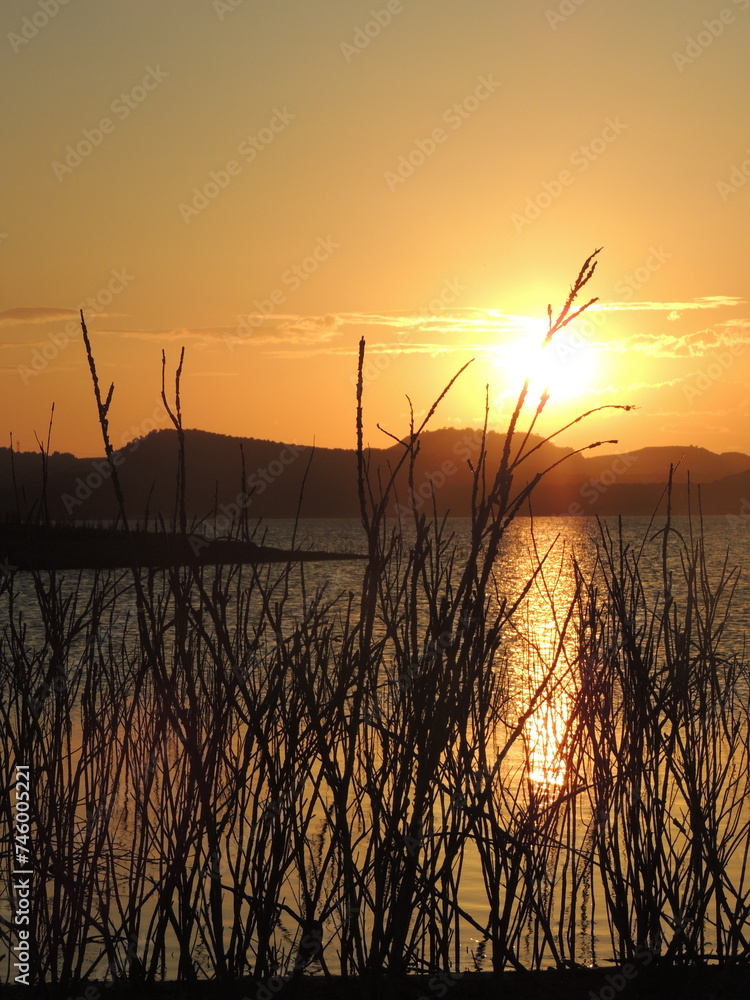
[[525, 691, 570, 787], [505, 529, 582, 790]]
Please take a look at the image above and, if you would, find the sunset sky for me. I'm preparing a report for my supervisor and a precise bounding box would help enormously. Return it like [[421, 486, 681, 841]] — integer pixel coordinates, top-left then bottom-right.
[[2, 0, 750, 459]]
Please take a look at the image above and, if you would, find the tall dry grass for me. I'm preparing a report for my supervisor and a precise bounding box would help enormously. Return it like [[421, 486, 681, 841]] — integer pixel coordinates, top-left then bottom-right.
[[1, 251, 748, 987]]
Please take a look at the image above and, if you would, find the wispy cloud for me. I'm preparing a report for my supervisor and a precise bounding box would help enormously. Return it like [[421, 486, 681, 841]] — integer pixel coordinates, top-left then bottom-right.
[[7, 299, 743, 363], [231, 302, 748, 357], [590, 377, 685, 393], [101, 327, 214, 342], [0, 306, 77, 327], [277, 313, 343, 334], [603, 325, 750, 358], [595, 295, 744, 313], [230, 309, 537, 357]]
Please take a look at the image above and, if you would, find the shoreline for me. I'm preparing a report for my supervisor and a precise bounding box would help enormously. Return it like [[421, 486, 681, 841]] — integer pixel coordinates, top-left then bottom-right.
[[0, 521, 367, 570]]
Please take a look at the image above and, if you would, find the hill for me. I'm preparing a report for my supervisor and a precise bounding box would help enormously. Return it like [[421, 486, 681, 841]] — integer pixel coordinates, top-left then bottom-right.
[[2, 428, 749, 522]]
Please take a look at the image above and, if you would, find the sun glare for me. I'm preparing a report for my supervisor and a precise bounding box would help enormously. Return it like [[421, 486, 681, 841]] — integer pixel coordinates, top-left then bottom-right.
[[494, 321, 598, 403]]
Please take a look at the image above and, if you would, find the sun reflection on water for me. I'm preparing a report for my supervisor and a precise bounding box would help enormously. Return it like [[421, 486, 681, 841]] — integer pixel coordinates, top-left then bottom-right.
[[497, 525, 591, 791], [525, 695, 569, 787]]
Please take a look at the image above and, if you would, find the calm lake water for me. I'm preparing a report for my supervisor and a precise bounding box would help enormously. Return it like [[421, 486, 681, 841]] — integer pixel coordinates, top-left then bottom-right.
[[3, 514, 749, 979], [257, 514, 750, 656]]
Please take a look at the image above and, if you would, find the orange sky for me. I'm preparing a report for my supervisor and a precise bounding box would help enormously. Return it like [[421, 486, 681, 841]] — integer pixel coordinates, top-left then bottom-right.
[[2, 0, 749, 458]]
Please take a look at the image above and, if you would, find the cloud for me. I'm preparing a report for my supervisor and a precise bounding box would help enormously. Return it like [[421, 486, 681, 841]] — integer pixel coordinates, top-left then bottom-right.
[[11, 300, 742, 364], [0, 307, 77, 327], [95, 326, 228, 344], [262, 340, 492, 360], [595, 320, 739, 357], [277, 313, 343, 334], [0, 338, 71, 351], [238, 303, 747, 357], [598, 323, 750, 359], [597, 295, 743, 313], [650, 407, 750, 419], [231, 308, 533, 345], [594, 377, 685, 392]]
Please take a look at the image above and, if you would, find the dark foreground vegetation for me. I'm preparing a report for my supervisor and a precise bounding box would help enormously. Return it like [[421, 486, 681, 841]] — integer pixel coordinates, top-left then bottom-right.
[[1, 253, 749, 993], [5, 965, 750, 999]]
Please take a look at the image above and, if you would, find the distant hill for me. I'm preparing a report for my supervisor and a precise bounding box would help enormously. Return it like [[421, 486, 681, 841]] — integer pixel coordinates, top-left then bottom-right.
[[578, 446, 750, 485], [2, 427, 749, 522]]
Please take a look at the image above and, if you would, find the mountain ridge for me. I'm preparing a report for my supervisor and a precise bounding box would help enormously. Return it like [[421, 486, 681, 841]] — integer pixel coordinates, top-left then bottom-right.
[[2, 427, 750, 521]]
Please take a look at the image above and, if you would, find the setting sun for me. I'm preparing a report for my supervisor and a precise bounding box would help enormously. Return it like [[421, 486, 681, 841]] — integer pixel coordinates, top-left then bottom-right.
[[494, 322, 599, 403]]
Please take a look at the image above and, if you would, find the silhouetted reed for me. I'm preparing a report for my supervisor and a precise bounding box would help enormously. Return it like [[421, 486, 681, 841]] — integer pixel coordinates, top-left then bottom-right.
[[1, 251, 748, 988]]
